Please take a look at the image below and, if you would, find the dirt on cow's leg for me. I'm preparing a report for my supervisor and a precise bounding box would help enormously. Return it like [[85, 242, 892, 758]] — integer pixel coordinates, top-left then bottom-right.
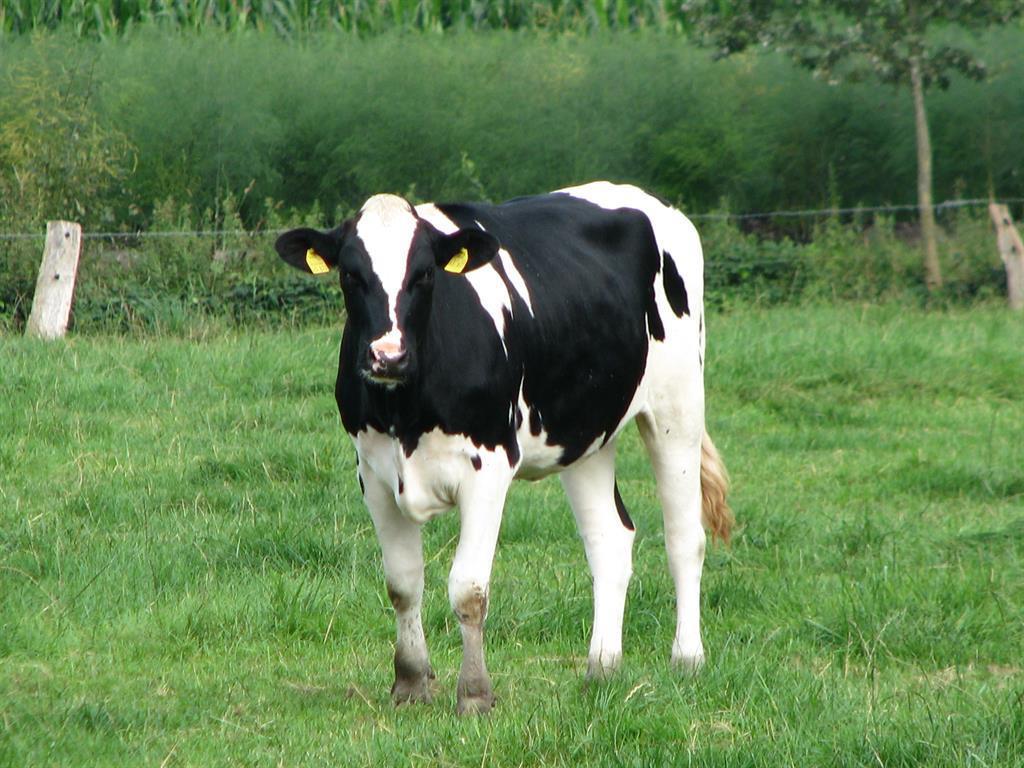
[[387, 583, 434, 705], [454, 588, 494, 715]]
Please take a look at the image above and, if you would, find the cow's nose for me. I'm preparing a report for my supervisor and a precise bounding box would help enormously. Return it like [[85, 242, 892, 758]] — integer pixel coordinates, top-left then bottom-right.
[[368, 342, 408, 377]]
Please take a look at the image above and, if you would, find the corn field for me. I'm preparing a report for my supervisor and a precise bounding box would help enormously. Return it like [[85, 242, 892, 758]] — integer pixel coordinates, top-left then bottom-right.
[[0, 0, 683, 36]]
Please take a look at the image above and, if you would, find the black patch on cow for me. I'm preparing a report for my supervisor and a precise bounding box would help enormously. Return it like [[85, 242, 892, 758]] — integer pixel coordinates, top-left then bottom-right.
[[358, 474, 365, 496], [439, 196, 661, 467], [646, 284, 665, 341], [331, 192, 662, 473], [613, 482, 635, 531], [398, 477, 404, 495], [505, 437, 520, 468], [528, 408, 542, 436], [697, 312, 705, 368], [662, 251, 690, 318], [471, 455, 482, 471], [335, 262, 519, 462], [514, 407, 523, 430]]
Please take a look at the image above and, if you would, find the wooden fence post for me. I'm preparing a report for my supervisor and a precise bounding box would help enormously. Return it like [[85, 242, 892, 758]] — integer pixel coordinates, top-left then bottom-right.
[[25, 221, 83, 339], [989, 203, 1024, 311]]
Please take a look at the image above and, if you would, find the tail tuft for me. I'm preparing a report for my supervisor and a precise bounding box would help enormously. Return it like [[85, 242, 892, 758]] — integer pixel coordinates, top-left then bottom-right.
[[700, 431, 733, 543]]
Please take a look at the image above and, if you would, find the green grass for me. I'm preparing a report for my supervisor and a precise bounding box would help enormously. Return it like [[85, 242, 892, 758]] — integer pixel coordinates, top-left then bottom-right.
[[1, 304, 1022, 766]]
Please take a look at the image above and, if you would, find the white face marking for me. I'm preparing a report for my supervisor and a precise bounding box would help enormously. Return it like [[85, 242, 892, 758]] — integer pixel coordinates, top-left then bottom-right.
[[356, 194, 418, 343], [370, 327, 403, 355]]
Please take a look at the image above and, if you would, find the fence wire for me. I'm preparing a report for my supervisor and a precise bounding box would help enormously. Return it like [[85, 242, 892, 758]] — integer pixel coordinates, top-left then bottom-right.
[[686, 197, 1024, 221], [1, 196, 1021, 241]]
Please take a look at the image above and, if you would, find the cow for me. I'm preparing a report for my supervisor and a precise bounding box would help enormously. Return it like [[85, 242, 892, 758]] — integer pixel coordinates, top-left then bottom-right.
[[274, 181, 732, 715]]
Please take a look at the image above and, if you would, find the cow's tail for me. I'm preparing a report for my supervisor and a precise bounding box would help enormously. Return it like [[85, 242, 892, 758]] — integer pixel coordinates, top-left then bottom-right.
[[701, 430, 733, 543]]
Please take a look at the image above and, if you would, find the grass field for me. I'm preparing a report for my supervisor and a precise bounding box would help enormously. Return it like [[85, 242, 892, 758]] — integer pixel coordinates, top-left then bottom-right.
[[1, 304, 1022, 766]]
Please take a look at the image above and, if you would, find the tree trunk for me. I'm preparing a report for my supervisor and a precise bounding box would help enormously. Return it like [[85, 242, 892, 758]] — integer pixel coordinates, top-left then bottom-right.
[[910, 58, 943, 291]]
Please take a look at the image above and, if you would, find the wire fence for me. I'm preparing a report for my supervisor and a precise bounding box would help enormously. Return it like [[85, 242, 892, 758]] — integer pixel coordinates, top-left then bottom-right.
[[1, 194, 1018, 304], [2, 196, 1021, 242], [687, 197, 1024, 221], [3, 192, 1018, 333]]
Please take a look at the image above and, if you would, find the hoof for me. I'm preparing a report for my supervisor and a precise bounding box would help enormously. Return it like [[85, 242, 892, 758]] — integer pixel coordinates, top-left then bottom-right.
[[585, 653, 622, 682], [456, 692, 495, 716], [671, 650, 705, 675], [391, 674, 434, 705]]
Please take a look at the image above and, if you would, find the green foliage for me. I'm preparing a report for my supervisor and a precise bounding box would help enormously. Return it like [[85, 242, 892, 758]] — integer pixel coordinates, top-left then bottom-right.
[[67, 196, 346, 333], [0, 236, 39, 326], [684, 0, 1024, 290], [0, 189, 346, 333], [683, 1, 1024, 291], [2, 29, 1019, 222], [0, 37, 133, 230], [0, 0, 686, 36], [1, 306, 1022, 763], [685, 0, 1023, 89], [1, 30, 1021, 325], [699, 206, 1002, 307]]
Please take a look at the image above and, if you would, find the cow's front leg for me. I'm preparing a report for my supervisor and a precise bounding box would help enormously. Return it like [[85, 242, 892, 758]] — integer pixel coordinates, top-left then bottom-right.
[[363, 469, 433, 704], [449, 475, 510, 715]]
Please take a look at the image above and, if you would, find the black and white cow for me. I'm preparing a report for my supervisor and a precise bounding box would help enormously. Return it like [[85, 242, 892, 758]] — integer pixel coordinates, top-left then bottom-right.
[[275, 181, 731, 714]]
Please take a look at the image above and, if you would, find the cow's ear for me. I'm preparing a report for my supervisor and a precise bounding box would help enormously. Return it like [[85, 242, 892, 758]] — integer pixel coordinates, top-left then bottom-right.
[[435, 228, 500, 275], [275, 226, 346, 275]]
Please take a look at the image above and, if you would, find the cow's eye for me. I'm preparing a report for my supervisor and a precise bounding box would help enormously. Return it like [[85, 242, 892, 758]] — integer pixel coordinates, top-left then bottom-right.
[[342, 270, 365, 289]]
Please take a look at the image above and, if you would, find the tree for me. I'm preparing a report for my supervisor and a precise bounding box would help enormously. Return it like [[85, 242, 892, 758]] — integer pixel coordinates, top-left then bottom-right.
[[684, 0, 1023, 292]]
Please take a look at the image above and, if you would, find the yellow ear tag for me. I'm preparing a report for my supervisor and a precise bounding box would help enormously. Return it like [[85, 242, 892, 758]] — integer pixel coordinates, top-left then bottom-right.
[[305, 248, 331, 275], [444, 247, 470, 274]]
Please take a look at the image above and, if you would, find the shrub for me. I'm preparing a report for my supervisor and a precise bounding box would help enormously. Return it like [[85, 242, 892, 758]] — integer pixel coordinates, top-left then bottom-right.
[[0, 37, 133, 231]]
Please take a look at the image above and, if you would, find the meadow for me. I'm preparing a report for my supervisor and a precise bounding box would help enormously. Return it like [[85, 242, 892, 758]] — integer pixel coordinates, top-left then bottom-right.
[[1, 303, 1022, 766]]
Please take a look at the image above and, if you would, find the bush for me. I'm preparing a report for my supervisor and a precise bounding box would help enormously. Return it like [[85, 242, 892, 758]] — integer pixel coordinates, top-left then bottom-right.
[[0, 36, 133, 231], [700, 206, 1005, 308], [1, 28, 1020, 332], [3, 29, 1021, 227], [65, 195, 346, 333]]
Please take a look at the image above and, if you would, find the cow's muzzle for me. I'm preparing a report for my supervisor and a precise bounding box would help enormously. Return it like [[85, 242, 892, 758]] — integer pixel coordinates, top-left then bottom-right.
[[365, 340, 409, 385]]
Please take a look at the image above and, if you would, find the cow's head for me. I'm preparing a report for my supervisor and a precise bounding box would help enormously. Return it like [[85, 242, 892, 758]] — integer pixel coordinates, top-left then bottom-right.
[[275, 194, 499, 387]]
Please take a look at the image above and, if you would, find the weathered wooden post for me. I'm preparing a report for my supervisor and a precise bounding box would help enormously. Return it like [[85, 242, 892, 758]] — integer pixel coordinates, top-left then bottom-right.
[[25, 221, 83, 339], [989, 203, 1024, 311]]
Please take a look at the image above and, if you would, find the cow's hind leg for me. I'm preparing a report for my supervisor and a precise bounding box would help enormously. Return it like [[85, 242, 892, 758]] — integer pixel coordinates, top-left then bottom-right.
[[637, 412, 706, 670], [362, 470, 433, 704], [561, 440, 636, 678]]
